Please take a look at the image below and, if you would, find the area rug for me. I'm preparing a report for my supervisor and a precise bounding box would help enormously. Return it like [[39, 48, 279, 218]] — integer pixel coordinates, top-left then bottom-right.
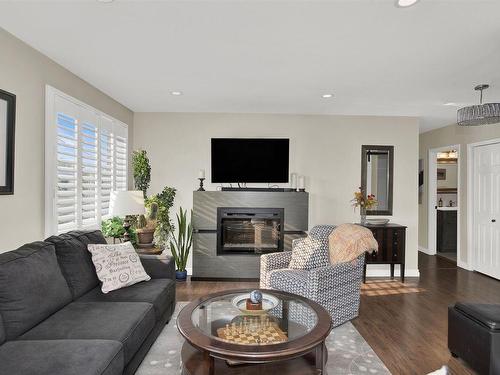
[[136, 303, 390, 375]]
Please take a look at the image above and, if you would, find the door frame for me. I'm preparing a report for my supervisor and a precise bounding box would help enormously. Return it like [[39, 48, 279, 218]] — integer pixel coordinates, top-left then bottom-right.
[[427, 144, 461, 261], [467, 138, 500, 272]]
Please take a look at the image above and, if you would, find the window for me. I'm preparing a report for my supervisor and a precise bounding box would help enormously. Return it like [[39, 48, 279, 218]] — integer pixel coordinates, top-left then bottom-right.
[[45, 86, 128, 235]]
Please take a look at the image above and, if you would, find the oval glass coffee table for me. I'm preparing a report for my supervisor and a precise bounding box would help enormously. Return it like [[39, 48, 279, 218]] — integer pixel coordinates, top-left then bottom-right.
[[177, 289, 332, 375]]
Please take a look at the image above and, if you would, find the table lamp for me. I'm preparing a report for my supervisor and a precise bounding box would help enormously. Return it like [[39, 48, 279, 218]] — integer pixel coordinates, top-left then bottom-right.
[[109, 190, 146, 242]]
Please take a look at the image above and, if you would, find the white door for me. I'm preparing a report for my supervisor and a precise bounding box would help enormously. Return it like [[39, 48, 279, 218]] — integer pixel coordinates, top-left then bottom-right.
[[473, 142, 500, 279]]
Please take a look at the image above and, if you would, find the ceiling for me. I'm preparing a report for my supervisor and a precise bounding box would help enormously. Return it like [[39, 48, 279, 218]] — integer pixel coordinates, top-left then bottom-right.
[[1, 0, 500, 133]]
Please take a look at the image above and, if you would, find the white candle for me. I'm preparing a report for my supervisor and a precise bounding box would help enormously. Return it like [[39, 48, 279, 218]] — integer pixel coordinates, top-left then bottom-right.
[[290, 173, 297, 189], [298, 176, 305, 190], [198, 169, 205, 179]]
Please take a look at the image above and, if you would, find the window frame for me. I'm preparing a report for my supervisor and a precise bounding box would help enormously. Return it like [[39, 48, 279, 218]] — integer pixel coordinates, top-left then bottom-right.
[[45, 85, 129, 236]]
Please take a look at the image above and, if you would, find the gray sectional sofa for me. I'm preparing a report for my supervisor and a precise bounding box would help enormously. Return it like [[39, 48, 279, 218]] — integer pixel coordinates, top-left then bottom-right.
[[0, 230, 176, 375]]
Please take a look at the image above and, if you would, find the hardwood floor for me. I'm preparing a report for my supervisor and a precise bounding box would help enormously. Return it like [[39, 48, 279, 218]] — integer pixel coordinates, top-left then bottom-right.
[[176, 253, 500, 375]]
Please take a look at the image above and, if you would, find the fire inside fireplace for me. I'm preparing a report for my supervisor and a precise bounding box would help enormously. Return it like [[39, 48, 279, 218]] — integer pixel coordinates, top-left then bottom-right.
[[217, 207, 284, 255]]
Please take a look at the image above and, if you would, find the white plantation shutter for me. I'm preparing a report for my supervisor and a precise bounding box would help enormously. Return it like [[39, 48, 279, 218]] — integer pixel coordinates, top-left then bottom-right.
[[80, 117, 99, 226], [56, 111, 78, 232], [45, 86, 129, 236], [114, 122, 128, 192], [100, 117, 114, 217]]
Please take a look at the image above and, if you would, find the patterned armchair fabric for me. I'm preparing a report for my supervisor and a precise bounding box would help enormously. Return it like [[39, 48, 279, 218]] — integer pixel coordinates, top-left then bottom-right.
[[260, 225, 365, 327]]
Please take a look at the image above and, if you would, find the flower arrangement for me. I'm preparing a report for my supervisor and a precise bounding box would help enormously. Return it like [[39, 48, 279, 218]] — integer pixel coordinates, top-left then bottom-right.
[[351, 187, 377, 211]]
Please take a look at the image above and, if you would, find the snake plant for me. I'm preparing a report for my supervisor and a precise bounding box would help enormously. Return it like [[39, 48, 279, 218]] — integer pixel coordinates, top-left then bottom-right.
[[169, 207, 193, 272]]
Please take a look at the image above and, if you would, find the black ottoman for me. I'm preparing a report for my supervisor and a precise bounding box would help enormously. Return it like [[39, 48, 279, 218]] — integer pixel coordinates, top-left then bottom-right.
[[448, 303, 500, 375]]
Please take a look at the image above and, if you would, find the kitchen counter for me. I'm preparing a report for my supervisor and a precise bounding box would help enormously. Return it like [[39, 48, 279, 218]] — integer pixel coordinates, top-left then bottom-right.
[[437, 207, 458, 211]]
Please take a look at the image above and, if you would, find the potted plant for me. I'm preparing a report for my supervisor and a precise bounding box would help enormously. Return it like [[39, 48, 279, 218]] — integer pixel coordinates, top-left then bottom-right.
[[132, 149, 151, 199], [169, 207, 193, 281], [136, 202, 158, 247], [146, 186, 176, 249], [351, 187, 377, 224], [101, 216, 126, 243], [101, 216, 138, 246]]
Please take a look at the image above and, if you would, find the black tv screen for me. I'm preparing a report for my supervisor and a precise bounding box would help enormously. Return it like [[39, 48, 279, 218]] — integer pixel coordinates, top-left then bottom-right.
[[211, 138, 289, 183]]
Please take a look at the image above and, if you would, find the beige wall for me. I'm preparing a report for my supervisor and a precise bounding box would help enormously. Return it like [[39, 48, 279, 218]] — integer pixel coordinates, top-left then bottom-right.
[[0, 28, 133, 252], [419, 122, 500, 266], [133, 112, 420, 275]]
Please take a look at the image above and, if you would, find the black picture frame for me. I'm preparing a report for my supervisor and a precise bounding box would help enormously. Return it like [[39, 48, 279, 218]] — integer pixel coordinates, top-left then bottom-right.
[[0, 89, 16, 195], [361, 145, 394, 216]]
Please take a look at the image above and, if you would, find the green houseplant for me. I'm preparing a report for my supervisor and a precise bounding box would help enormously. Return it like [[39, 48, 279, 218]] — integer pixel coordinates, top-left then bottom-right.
[[101, 216, 138, 245], [132, 150, 151, 198], [136, 202, 158, 247], [101, 216, 126, 242], [146, 186, 176, 249], [169, 207, 193, 281]]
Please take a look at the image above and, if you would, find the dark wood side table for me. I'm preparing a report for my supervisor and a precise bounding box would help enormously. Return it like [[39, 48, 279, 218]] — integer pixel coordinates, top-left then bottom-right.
[[359, 223, 407, 283]]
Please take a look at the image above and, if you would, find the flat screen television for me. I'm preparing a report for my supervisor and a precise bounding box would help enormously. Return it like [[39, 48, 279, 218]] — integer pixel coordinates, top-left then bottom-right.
[[211, 138, 289, 183]]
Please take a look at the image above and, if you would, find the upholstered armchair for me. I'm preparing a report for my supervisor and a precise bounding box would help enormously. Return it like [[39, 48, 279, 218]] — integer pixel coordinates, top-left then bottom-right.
[[260, 225, 365, 327]]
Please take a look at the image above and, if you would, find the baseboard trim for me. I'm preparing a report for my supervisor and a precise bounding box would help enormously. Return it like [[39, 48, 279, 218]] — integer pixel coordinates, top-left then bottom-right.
[[457, 260, 472, 271], [365, 264, 420, 278], [189, 267, 420, 280], [418, 246, 434, 255], [191, 277, 260, 282]]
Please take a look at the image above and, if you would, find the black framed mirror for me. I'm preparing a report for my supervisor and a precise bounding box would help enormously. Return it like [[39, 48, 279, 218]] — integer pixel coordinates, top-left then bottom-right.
[[0, 89, 16, 195], [361, 145, 393, 216]]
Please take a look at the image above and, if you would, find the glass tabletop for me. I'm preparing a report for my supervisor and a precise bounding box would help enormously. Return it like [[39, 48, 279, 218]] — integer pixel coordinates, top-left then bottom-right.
[[191, 290, 318, 346]]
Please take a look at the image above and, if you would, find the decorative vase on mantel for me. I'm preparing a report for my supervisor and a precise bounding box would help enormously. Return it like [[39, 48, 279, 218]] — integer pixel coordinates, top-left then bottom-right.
[[360, 206, 367, 225]]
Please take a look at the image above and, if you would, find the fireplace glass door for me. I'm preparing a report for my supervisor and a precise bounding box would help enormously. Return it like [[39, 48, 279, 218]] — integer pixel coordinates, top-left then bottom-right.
[[217, 208, 284, 255]]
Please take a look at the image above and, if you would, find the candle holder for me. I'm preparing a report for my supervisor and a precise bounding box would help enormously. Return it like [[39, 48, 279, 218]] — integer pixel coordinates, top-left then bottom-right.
[[197, 178, 206, 191]]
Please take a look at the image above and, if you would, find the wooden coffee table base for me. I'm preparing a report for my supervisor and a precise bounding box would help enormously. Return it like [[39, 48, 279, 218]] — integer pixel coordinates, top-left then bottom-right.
[[181, 342, 328, 375]]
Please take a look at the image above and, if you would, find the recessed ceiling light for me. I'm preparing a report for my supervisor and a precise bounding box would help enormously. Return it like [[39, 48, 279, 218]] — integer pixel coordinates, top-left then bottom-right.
[[396, 0, 420, 8], [322, 94, 334, 98], [444, 102, 458, 106], [171, 91, 183, 96]]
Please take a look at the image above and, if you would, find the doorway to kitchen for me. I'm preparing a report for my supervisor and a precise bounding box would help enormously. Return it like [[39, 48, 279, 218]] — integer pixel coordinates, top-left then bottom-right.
[[428, 145, 460, 263]]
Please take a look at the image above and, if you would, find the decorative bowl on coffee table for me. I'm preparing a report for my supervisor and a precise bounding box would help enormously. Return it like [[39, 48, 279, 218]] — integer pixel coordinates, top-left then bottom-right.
[[231, 292, 279, 315]]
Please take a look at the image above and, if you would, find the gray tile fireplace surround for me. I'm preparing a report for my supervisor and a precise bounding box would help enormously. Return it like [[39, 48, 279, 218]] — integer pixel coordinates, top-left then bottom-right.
[[192, 191, 309, 280]]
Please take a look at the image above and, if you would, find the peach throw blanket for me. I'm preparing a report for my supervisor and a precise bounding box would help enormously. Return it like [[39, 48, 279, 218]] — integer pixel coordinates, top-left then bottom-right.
[[328, 224, 378, 264]]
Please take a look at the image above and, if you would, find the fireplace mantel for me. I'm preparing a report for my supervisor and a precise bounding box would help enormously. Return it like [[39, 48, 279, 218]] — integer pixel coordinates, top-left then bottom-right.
[[192, 190, 309, 280]]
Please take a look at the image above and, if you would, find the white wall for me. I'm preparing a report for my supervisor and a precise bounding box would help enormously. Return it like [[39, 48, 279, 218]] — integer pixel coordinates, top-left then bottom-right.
[[437, 163, 458, 189], [133, 112, 420, 276], [0, 28, 133, 252]]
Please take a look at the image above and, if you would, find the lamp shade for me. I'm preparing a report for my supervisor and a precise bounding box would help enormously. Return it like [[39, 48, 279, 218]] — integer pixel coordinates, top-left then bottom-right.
[[109, 190, 146, 217]]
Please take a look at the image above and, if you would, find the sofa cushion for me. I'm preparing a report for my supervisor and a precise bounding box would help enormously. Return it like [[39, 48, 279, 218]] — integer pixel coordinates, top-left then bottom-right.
[[0, 314, 5, 345], [45, 233, 100, 299], [0, 339, 123, 375], [0, 241, 72, 340], [20, 301, 155, 364], [66, 230, 108, 246], [77, 278, 175, 320]]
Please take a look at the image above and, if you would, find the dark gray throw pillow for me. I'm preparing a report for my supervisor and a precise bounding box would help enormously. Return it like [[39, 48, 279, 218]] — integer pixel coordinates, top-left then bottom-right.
[[0, 242, 72, 340], [66, 230, 108, 246], [45, 232, 101, 299], [288, 236, 330, 270]]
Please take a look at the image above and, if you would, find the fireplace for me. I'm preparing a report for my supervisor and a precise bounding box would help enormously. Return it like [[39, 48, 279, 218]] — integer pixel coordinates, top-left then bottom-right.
[[217, 207, 284, 255]]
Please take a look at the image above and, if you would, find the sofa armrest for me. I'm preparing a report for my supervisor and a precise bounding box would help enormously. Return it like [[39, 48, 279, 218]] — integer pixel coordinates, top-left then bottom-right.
[[260, 251, 293, 288], [309, 254, 365, 282], [139, 254, 175, 280]]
